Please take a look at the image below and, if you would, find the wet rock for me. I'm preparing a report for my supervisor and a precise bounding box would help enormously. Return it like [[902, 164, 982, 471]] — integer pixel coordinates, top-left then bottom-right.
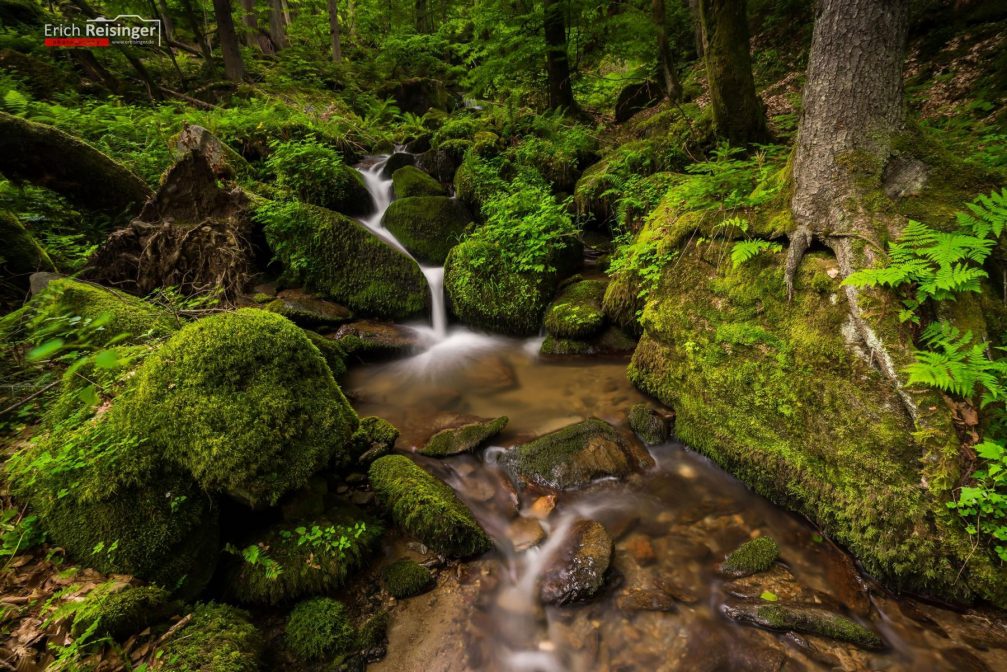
[[543, 279, 608, 340], [502, 418, 655, 490], [332, 320, 419, 359], [420, 416, 508, 457], [528, 495, 557, 519], [351, 416, 399, 465], [540, 519, 613, 605], [622, 533, 656, 566], [380, 151, 415, 178], [940, 647, 991, 672], [415, 148, 457, 183], [264, 289, 353, 328], [720, 600, 884, 650], [628, 403, 673, 445], [383, 196, 472, 265], [392, 165, 446, 198], [506, 517, 546, 552], [616, 587, 677, 612], [720, 536, 779, 578]]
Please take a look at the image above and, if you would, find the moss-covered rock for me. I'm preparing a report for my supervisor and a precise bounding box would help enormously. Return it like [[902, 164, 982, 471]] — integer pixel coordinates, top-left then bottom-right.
[[263, 291, 353, 328], [357, 610, 390, 652], [259, 200, 428, 320], [0, 211, 54, 289], [382, 196, 472, 265], [368, 455, 492, 557], [721, 601, 883, 649], [304, 329, 348, 377], [351, 416, 399, 464], [629, 241, 1007, 605], [285, 597, 357, 661], [392, 166, 446, 198], [119, 309, 358, 506], [444, 239, 557, 336], [720, 537, 779, 578], [627, 403, 671, 445], [543, 279, 607, 339], [540, 325, 638, 357], [502, 418, 655, 490], [381, 559, 435, 598], [155, 603, 262, 671], [224, 508, 382, 605], [65, 583, 173, 640], [419, 416, 507, 457], [453, 152, 506, 216]]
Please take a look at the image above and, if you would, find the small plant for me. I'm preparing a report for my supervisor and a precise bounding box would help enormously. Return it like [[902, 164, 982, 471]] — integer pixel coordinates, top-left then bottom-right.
[[948, 440, 1007, 562]]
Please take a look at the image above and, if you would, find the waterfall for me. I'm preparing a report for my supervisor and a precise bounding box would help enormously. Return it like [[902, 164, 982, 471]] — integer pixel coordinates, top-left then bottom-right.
[[356, 157, 448, 339]]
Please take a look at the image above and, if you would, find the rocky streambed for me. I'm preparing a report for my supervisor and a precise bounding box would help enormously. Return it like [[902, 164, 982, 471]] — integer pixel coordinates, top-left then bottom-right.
[[346, 338, 1007, 672]]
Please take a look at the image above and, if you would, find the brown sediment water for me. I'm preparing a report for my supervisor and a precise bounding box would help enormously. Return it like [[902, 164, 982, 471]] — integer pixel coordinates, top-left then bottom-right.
[[348, 337, 1007, 672]]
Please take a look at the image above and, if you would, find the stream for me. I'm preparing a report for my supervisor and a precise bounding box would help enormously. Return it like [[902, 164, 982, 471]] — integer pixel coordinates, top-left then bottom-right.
[[349, 158, 1007, 671]]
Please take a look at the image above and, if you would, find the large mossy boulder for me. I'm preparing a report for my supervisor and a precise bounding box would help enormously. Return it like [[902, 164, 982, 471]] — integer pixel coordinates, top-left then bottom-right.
[[629, 241, 1007, 606], [544, 279, 608, 339], [259, 200, 428, 320], [368, 455, 492, 557], [392, 165, 446, 198], [382, 196, 471, 265], [119, 309, 359, 506], [502, 418, 655, 490], [444, 239, 564, 336], [155, 603, 262, 672]]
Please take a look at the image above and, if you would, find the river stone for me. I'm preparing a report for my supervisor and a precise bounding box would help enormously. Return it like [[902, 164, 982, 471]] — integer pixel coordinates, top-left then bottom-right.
[[420, 416, 508, 457], [628, 403, 673, 445], [380, 152, 414, 178], [720, 600, 884, 650], [540, 519, 612, 605], [616, 587, 677, 612], [264, 289, 353, 328], [506, 517, 546, 552], [332, 320, 419, 359], [502, 418, 655, 490], [720, 536, 779, 578], [540, 326, 638, 357]]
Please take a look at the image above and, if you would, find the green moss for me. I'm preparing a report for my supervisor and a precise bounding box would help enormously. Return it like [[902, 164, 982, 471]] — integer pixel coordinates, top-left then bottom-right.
[[628, 403, 669, 445], [263, 296, 352, 328], [286, 598, 357, 661], [544, 279, 607, 339], [350, 416, 399, 464], [721, 537, 779, 577], [356, 611, 389, 651], [453, 152, 506, 216], [419, 416, 507, 457], [750, 604, 883, 649], [392, 166, 446, 198], [156, 603, 261, 672], [381, 559, 434, 598], [63, 583, 173, 640], [0, 211, 54, 283], [225, 509, 382, 605], [304, 329, 349, 377], [444, 239, 557, 336], [258, 200, 428, 320], [368, 455, 492, 558], [119, 309, 358, 506], [382, 196, 472, 265]]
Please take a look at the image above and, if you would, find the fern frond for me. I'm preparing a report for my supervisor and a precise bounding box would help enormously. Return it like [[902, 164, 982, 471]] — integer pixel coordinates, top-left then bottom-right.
[[731, 240, 781, 268]]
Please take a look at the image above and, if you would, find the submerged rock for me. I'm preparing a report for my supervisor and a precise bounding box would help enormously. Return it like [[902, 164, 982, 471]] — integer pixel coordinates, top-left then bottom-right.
[[420, 416, 508, 457], [720, 537, 780, 578], [540, 519, 613, 605], [506, 517, 547, 552], [503, 418, 655, 490], [392, 165, 446, 198], [264, 289, 353, 328], [628, 402, 673, 445], [383, 195, 472, 265], [720, 600, 884, 650]]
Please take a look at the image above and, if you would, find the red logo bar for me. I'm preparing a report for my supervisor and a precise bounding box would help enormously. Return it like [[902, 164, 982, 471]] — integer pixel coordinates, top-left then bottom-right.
[[44, 37, 110, 47]]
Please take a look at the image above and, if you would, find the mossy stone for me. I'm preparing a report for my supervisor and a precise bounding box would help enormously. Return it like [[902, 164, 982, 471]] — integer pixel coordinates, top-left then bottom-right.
[[0, 211, 54, 287], [720, 537, 779, 578], [420, 416, 507, 457], [260, 201, 428, 320], [544, 279, 607, 339], [119, 309, 358, 506], [369, 455, 492, 558], [67, 583, 173, 641], [156, 603, 262, 672], [381, 559, 435, 598], [392, 166, 446, 198], [351, 416, 400, 464], [628, 403, 670, 445], [263, 294, 352, 328], [382, 196, 472, 265], [286, 598, 357, 661], [722, 601, 883, 650], [304, 329, 349, 377]]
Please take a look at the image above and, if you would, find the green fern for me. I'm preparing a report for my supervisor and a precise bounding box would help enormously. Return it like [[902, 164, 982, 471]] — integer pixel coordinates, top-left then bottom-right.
[[904, 322, 1007, 405], [731, 239, 782, 268], [957, 188, 1007, 240]]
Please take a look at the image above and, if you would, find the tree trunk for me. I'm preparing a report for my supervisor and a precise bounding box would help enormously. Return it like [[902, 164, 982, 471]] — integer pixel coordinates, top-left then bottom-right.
[[156, 0, 176, 41], [415, 0, 432, 32], [697, 0, 767, 143], [687, 0, 703, 57], [213, 0, 245, 81], [328, 0, 342, 61], [653, 0, 681, 101], [240, 0, 256, 45], [543, 0, 577, 113], [180, 0, 213, 61], [785, 0, 911, 407], [268, 0, 287, 49]]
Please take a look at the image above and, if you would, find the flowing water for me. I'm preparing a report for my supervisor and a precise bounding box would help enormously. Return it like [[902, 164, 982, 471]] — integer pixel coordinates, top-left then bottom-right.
[[349, 158, 1007, 671]]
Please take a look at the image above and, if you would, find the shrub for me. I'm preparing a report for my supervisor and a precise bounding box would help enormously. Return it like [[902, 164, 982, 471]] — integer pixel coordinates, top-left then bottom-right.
[[265, 137, 372, 216]]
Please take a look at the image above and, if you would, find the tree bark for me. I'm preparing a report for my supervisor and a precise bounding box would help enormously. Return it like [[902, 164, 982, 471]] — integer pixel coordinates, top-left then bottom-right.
[[686, 0, 703, 57], [697, 0, 767, 144], [213, 0, 245, 81], [653, 0, 681, 101], [180, 0, 213, 61], [328, 0, 342, 61], [415, 0, 432, 33], [268, 0, 287, 49], [156, 0, 176, 41], [543, 0, 577, 113]]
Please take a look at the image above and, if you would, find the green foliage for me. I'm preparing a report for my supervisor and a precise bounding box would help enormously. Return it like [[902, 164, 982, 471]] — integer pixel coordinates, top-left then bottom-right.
[[381, 559, 435, 599], [265, 136, 371, 215], [54, 582, 172, 641], [731, 239, 783, 268], [0, 507, 44, 560], [905, 322, 1007, 405], [285, 598, 357, 661], [155, 603, 261, 672], [948, 440, 1007, 562]]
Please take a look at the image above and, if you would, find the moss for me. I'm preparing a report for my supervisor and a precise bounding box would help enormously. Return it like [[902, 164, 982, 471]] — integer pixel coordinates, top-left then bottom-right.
[[350, 416, 399, 464], [259, 200, 428, 320], [543, 279, 607, 339], [263, 296, 352, 328], [392, 166, 446, 198], [419, 416, 507, 457], [720, 537, 779, 577], [368, 455, 492, 557], [65, 583, 173, 640], [156, 603, 261, 672], [540, 326, 638, 357], [381, 559, 434, 598], [602, 271, 644, 336], [118, 309, 358, 506], [304, 329, 349, 377], [224, 508, 382, 605], [444, 239, 557, 336], [749, 604, 883, 649], [628, 403, 669, 445], [356, 611, 389, 651], [382, 196, 472, 265], [453, 152, 506, 216], [0, 211, 54, 284], [286, 598, 357, 661]]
